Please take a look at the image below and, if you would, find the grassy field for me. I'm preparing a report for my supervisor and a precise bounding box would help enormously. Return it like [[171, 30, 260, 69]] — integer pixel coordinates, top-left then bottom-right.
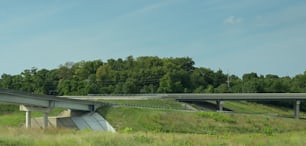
[[0, 127, 305, 146], [1, 101, 306, 145], [98, 106, 306, 134], [224, 101, 306, 118], [99, 99, 189, 110]]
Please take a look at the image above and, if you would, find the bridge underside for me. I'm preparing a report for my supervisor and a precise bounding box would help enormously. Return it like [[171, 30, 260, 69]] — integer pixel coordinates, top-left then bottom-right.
[[65, 93, 306, 119], [0, 89, 101, 129], [27, 110, 115, 132], [1, 88, 306, 130], [177, 99, 302, 119]]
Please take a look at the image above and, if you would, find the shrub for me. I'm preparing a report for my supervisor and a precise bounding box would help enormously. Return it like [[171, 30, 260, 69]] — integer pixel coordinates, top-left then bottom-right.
[[197, 112, 236, 124]]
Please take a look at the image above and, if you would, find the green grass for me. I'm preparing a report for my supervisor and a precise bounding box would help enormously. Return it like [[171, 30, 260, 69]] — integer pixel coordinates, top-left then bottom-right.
[[98, 106, 306, 134], [0, 104, 64, 127], [0, 127, 305, 146], [0, 103, 19, 114], [2, 101, 306, 145], [99, 99, 187, 110], [224, 101, 306, 118]]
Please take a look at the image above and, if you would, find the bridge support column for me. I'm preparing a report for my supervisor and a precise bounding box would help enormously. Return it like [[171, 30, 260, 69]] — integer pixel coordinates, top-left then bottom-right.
[[43, 112, 48, 128], [20, 105, 51, 128], [294, 100, 301, 119], [25, 111, 31, 128], [217, 100, 224, 112]]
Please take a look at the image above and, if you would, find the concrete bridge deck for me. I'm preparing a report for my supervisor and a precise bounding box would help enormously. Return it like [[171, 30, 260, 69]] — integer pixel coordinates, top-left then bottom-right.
[[1, 88, 306, 129], [162, 93, 306, 101], [0, 88, 98, 111], [0, 88, 100, 129], [65, 93, 306, 119], [64, 93, 306, 101]]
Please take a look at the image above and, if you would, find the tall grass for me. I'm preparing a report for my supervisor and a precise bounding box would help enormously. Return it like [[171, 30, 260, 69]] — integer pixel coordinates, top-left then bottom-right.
[[98, 106, 306, 134], [224, 101, 306, 118], [1, 102, 306, 145], [0, 104, 19, 114], [0, 127, 305, 146], [99, 99, 187, 110]]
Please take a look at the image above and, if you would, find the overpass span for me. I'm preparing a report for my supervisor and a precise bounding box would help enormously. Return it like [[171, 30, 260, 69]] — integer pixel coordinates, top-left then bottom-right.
[[164, 93, 306, 119], [65, 93, 306, 101], [0, 88, 99, 128], [162, 93, 306, 101], [65, 93, 306, 119], [0, 88, 97, 111]]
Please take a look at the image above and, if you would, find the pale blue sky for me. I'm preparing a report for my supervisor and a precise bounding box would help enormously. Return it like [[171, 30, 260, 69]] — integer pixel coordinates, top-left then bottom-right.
[[1, 0, 306, 77]]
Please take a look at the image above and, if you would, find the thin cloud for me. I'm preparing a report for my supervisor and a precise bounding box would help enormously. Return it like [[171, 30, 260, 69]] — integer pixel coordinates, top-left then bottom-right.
[[123, 0, 173, 18], [134, 1, 169, 14], [224, 16, 243, 25]]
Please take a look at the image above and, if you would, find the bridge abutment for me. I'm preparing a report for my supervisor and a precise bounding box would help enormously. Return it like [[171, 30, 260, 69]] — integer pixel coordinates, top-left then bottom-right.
[[20, 105, 52, 128]]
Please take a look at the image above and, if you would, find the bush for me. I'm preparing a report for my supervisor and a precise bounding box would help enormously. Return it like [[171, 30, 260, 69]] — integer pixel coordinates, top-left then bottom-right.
[[197, 112, 236, 123]]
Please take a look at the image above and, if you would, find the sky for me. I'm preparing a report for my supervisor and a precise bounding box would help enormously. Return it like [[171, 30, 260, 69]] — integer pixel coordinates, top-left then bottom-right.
[[1, 0, 306, 77]]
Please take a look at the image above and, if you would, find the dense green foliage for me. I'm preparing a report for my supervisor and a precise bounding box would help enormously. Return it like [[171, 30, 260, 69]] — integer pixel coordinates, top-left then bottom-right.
[[0, 56, 306, 110], [1, 56, 305, 95], [1, 56, 306, 109]]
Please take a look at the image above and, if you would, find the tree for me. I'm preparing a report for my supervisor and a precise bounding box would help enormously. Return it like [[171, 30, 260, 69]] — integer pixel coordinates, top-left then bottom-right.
[[20, 68, 38, 92], [242, 72, 264, 93], [32, 69, 49, 94], [190, 68, 215, 92], [57, 80, 72, 95], [140, 84, 155, 93], [213, 70, 227, 88], [123, 78, 137, 93], [291, 71, 306, 92], [158, 73, 184, 93], [215, 84, 230, 93], [96, 64, 112, 86], [263, 75, 289, 93], [0, 74, 13, 89]]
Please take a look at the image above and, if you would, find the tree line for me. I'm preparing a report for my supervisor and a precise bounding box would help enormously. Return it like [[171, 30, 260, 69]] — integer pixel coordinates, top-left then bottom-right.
[[1, 56, 306, 95], [0, 56, 305, 109]]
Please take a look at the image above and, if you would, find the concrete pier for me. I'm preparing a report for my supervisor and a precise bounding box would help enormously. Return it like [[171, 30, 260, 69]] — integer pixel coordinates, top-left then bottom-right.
[[25, 111, 31, 128], [294, 100, 301, 119], [216, 100, 224, 112], [43, 112, 49, 128], [20, 105, 51, 128]]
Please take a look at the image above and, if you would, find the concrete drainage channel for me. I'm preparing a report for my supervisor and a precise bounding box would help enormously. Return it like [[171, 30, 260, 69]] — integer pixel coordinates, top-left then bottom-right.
[[30, 110, 116, 132]]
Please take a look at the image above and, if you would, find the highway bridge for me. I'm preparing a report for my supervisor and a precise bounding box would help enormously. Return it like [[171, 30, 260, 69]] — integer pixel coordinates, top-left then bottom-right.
[[0, 88, 99, 129], [164, 93, 306, 119], [65, 93, 306, 119], [1, 88, 306, 130]]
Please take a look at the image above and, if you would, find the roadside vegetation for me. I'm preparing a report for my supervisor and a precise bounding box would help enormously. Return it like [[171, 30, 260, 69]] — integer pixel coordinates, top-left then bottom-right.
[[98, 106, 306, 134], [1, 102, 306, 145], [99, 99, 188, 110], [224, 101, 306, 118], [0, 127, 305, 146]]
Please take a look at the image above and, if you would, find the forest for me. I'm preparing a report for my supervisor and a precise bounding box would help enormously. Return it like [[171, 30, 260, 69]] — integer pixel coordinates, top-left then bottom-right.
[[1, 56, 305, 96], [1, 56, 306, 110]]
